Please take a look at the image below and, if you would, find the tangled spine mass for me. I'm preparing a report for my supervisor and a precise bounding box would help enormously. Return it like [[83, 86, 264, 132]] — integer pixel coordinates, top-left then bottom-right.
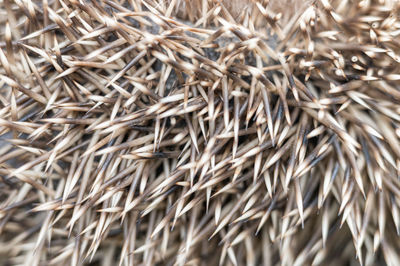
[[1, 0, 400, 265]]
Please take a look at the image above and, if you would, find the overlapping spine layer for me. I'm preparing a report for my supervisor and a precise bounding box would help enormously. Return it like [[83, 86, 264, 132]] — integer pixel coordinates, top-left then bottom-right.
[[1, 0, 400, 265]]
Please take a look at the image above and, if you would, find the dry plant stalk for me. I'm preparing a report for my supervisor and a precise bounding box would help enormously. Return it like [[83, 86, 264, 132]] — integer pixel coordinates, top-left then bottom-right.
[[0, 0, 400, 265]]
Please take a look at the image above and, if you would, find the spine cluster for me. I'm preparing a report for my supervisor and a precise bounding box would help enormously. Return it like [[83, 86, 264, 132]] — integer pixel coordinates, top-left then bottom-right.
[[0, 0, 400, 265]]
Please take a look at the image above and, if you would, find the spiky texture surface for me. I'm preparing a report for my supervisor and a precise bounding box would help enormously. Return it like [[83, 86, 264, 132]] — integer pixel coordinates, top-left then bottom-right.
[[1, 0, 400, 265]]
